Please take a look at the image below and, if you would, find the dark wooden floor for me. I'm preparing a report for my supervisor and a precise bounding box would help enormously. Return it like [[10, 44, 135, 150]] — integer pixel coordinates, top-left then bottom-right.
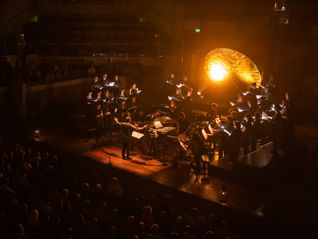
[[41, 132, 265, 218], [87, 145, 166, 176]]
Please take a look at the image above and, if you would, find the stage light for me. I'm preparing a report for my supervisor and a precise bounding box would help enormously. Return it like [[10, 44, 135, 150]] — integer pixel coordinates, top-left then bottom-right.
[[195, 28, 201, 33], [208, 62, 228, 82], [204, 48, 262, 86]]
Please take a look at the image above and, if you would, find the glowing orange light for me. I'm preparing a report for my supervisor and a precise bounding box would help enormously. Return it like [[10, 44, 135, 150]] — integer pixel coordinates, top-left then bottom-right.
[[238, 71, 253, 82], [204, 48, 262, 86], [208, 62, 228, 82]]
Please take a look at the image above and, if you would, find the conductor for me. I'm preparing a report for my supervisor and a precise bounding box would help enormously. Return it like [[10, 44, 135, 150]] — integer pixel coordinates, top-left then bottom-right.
[[115, 115, 147, 160]]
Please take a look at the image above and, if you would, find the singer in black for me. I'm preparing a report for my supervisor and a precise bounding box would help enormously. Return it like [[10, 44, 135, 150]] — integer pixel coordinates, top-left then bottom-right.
[[94, 91, 104, 142], [207, 103, 219, 124], [90, 76, 102, 98], [112, 75, 121, 99], [102, 90, 115, 143]]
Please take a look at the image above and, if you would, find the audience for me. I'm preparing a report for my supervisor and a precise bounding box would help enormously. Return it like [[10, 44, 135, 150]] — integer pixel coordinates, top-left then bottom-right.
[[0, 137, 247, 239]]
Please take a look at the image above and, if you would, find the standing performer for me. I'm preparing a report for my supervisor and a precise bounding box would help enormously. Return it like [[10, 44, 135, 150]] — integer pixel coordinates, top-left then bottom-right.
[[112, 75, 121, 99], [246, 82, 260, 114], [179, 76, 190, 96], [118, 87, 128, 103], [184, 86, 193, 100], [191, 131, 206, 179], [207, 103, 220, 124], [102, 89, 115, 143], [101, 73, 111, 93], [228, 121, 242, 162], [90, 75, 102, 98], [241, 114, 253, 154], [168, 99, 178, 120], [94, 91, 104, 142], [177, 112, 190, 135], [166, 73, 176, 96], [206, 103, 220, 158], [129, 83, 140, 96], [251, 112, 263, 151], [175, 88, 184, 102], [86, 91, 96, 130], [115, 115, 147, 160], [115, 97, 128, 122], [128, 83, 141, 108]]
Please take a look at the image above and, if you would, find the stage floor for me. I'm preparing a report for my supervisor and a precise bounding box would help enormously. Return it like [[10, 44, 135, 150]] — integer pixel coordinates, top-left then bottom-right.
[[57, 136, 265, 218], [86, 145, 167, 176]]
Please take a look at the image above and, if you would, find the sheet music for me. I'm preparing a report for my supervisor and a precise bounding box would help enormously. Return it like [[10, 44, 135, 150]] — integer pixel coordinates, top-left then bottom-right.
[[208, 124, 213, 135], [201, 128, 208, 140], [154, 121, 163, 129], [132, 131, 144, 139], [157, 126, 175, 134]]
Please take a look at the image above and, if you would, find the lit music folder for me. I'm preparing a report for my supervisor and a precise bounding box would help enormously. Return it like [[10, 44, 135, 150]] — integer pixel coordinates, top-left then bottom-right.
[[132, 131, 144, 139], [153, 121, 163, 129], [201, 128, 208, 140]]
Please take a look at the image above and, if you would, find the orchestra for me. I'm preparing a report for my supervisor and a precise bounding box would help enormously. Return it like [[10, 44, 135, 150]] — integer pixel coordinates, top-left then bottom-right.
[[86, 72, 292, 176]]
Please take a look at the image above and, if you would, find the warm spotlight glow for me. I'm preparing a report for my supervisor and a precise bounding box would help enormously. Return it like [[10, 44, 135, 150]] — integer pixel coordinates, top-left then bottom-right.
[[238, 71, 253, 82], [208, 62, 228, 82], [204, 48, 262, 86]]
